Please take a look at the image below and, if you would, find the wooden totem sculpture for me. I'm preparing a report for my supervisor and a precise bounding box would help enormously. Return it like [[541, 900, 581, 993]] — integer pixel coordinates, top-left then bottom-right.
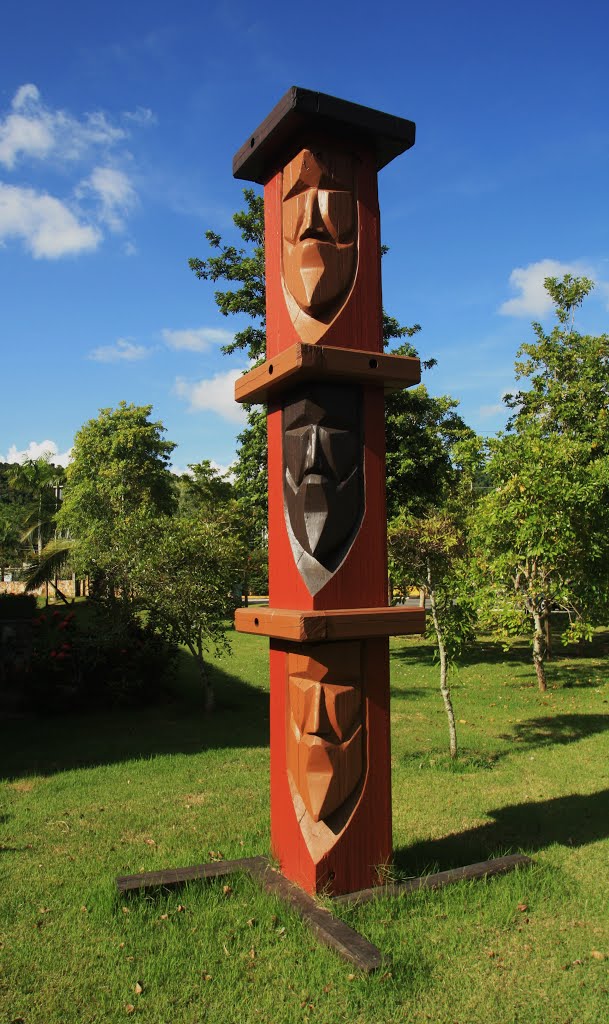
[[233, 88, 423, 897]]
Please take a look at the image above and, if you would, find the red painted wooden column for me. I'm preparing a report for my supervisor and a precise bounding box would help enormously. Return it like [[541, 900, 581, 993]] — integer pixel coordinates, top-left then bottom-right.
[[233, 88, 421, 896]]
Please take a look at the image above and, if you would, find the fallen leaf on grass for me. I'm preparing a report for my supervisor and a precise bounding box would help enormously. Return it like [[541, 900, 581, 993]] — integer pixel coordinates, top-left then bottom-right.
[[160, 914, 169, 920], [125, 1005, 135, 1014], [222, 885, 232, 896], [134, 982, 143, 995], [80, 906, 88, 913], [203, 973, 212, 982], [176, 904, 186, 913], [122, 907, 130, 914], [144, 839, 155, 847], [347, 973, 356, 981], [591, 950, 606, 961], [517, 903, 528, 912], [247, 918, 256, 928]]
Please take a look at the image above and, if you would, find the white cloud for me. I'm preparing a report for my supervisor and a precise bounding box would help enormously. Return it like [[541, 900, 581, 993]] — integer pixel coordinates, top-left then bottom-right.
[[79, 166, 137, 231], [170, 459, 235, 478], [123, 107, 157, 127], [162, 327, 234, 352], [175, 368, 248, 424], [499, 259, 594, 317], [89, 337, 152, 362], [479, 402, 505, 418], [0, 83, 126, 169], [0, 182, 100, 258], [1, 439, 72, 467]]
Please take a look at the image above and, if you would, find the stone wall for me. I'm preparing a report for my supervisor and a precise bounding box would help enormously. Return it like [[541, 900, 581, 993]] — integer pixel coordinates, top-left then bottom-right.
[[0, 579, 88, 599]]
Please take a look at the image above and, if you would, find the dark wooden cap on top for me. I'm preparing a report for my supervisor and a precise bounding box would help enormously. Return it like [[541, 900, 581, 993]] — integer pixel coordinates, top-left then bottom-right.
[[233, 86, 416, 184]]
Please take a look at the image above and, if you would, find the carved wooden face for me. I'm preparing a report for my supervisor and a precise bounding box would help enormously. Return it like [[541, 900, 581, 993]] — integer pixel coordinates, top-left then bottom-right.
[[282, 382, 364, 594], [287, 643, 363, 823], [282, 148, 357, 321]]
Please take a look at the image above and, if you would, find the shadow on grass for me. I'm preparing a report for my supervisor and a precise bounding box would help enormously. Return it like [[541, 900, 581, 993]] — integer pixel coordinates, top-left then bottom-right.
[[0, 650, 269, 781], [502, 712, 609, 751], [395, 788, 609, 876], [391, 626, 609, 677]]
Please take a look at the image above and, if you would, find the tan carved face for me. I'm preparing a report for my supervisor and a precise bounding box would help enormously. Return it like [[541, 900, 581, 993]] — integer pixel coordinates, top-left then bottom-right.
[[282, 148, 357, 322], [287, 643, 363, 823]]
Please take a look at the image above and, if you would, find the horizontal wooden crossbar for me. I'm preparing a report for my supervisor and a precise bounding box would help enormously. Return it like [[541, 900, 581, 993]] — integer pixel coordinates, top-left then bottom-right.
[[333, 854, 533, 906], [234, 342, 420, 404], [234, 606, 426, 642]]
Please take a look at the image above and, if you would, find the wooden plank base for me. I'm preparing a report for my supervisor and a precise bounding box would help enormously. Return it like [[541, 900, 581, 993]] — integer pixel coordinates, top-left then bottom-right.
[[116, 856, 268, 894], [116, 853, 531, 972], [333, 854, 533, 906], [116, 855, 382, 973], [248, 859, 382, 972]]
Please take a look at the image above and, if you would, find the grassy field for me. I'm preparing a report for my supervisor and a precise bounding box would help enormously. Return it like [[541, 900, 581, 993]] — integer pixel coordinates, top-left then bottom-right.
[[1, 615, 608, 1024]]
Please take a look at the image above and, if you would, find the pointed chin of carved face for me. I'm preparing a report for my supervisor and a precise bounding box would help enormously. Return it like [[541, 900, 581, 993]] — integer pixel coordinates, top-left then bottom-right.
[[290, 725, 363, 822], [283, 237, 356, 317], [285, 467, 361, 563]]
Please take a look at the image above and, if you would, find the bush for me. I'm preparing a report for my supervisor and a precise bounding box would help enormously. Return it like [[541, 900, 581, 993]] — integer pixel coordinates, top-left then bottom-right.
[[11, 605, 176, 714]]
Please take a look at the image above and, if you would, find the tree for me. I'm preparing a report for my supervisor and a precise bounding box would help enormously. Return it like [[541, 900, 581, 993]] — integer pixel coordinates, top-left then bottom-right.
[[472, 276, 609, 690], [58, 402, 176, 599], [190, 191, 429, 535], [385, 379, 474, 520], [388, 512, 474, 759], [176, 460, 234, 515], [132, 514, 239, 711], [388, 423, 480, 757]]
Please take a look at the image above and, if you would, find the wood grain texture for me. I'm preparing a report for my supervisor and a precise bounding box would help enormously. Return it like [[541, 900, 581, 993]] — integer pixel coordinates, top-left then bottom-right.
[[118, 855, 383, 972], [269, 637, 392, 896], [234, 343, 420, 404], [117, 856, 269, 893], [264, 152, 383, 356], [235, 606, 425, 641], [268, 385, 389, 612], [248, 858, 382, 973], [233, 85, 415, 184], [333, 854, 534, 906]]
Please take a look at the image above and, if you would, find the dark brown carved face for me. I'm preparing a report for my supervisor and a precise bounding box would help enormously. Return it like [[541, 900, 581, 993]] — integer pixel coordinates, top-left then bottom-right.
[[287, 643, 363, 823], [282, 148, 357, 321], [282, 382, 364, 594]]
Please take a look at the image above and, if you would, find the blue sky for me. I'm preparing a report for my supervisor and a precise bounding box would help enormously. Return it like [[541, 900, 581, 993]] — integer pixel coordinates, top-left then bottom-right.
[[1, 0, 608, 473]]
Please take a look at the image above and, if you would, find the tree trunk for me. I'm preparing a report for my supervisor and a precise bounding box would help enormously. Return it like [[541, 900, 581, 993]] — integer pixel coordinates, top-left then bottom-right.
[[532, 611, 547, 691], [428, 574, 458, 759], [194, 648, 214, 712], [544, 609, 552, 660]]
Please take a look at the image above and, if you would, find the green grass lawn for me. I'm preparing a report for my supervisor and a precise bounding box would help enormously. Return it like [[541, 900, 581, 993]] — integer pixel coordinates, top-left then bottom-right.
[[1, 616, 608, 1024]]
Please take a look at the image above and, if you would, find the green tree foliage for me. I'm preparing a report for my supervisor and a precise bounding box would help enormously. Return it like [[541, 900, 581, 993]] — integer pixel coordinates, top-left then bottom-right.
[[58, 402, 176, 596], [176, 460, 234, 515], [132, 514, 239, 711], [189, 189, 266, 362], [385, 380, 475, 520], [472, 276, 609, 690], [388, 512, 474, 758]]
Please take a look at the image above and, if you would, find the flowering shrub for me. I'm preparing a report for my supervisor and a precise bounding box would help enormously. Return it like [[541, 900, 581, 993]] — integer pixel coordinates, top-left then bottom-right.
[[16, 606, 176, 713]]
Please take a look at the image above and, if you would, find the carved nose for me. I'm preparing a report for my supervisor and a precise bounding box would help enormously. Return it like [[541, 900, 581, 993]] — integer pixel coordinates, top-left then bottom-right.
[[303, 425, 323, 475], [306, 682, 332, 738], [299, 189, 328, 242]]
